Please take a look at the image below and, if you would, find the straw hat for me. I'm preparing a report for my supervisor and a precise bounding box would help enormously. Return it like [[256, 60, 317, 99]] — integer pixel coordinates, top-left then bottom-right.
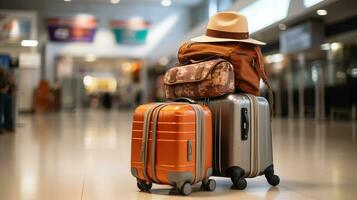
[[191, 11, 265, 45]]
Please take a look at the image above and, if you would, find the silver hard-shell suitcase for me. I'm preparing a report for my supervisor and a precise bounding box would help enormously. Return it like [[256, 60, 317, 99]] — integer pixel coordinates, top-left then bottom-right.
[[206, 94, 279, 189]]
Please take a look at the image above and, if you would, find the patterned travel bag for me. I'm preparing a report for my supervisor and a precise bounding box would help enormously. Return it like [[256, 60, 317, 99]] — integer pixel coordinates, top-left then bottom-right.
[[164, 59, 235, 99]]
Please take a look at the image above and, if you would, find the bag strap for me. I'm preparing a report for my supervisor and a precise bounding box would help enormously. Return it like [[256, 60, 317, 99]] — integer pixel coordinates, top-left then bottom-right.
[[141, 103, 164, 181], [254, 47, 274, 117], [190, 104, 206, 184], [149, 104, 168, 183]]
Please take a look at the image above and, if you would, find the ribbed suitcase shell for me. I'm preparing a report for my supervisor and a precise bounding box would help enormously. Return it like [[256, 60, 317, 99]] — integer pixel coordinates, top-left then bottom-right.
[[131, 103, 213, 186], [207, 94, 273, 178]]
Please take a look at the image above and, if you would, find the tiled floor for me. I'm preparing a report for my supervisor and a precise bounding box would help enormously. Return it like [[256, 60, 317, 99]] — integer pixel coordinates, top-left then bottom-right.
[[0, 110, 356, 200]]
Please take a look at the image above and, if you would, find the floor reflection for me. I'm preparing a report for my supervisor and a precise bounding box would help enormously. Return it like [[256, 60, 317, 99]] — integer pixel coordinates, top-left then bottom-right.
[[0, 110, 356, 200]]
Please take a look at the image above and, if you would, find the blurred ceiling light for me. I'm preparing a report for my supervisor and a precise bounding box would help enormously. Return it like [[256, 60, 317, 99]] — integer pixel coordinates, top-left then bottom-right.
[[265, 53, 284, 63], [278, 23, 287, 31], [316, 9, 327, 16], [110, 0, 120, 4], [85, 54, 97, 62], [21, 40, 38, 47], [331, 42, 342, 51], [161, 0, 172, 7], [64, 0, 72, 2], [83, 75, 93, 86], [320, 43, 330, 50], [159, 57, 169, 66]]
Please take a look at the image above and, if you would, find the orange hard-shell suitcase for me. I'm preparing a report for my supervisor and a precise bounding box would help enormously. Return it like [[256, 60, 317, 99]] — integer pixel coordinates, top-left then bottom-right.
[[131, 98, 215, 195]]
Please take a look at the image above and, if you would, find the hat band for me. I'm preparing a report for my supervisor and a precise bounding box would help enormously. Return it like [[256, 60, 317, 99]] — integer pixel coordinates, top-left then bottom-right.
[[206, 29, 249, 40]]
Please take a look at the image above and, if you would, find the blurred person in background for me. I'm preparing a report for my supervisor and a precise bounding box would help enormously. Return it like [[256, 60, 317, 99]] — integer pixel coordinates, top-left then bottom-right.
[[102, 92, 113, 110], [0, 67, 6, 133], [0, 69, 15, 133]]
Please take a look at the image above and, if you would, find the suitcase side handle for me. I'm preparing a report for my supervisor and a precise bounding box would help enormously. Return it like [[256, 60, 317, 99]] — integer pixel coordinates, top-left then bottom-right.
[[241, 108, 249, 140], [172, 97, 197, 104]]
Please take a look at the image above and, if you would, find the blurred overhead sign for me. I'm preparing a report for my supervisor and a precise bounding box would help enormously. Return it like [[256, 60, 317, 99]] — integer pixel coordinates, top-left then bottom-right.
[[46, 15, 97, 42], [0, 13, 31, 42], [280, 21, 324, 53], [110, 18, 149, 45]]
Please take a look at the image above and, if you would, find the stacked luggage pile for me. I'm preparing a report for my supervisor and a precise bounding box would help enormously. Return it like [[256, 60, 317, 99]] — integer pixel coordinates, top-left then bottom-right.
[[130, 11, 280, 196]]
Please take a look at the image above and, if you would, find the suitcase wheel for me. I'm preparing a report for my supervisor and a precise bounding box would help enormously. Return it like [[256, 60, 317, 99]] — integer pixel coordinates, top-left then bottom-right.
[[264, 165, 280, 186], [201, 179, 216, 192], [179, 182, 192, 196], [137, 180, 152, 192], [266, 174, 280, 186], [231, 176, 247, 190]]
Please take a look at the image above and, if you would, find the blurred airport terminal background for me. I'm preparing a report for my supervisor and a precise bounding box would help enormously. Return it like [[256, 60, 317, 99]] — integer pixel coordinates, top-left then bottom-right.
[[0, 0, 356, 118], [0, 0, 357, 199]]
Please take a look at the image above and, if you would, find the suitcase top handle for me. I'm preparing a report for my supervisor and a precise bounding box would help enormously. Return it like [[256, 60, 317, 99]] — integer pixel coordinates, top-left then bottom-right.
[[172, 97, 197, 104]]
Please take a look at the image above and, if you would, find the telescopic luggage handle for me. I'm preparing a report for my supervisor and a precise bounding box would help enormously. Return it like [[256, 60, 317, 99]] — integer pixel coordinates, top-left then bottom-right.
[[172, 97, 197, 104]]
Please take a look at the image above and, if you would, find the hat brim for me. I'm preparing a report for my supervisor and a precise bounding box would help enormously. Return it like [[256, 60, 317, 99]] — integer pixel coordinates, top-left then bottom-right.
[[191, 35, 266, 45]]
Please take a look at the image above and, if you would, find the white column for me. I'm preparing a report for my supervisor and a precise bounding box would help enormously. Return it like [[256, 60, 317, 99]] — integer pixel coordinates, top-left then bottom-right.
[[298, 53, 305, 119], [313, 62, 325, 120], [287, 58, 294, 118], [326, 49, 334, 85], [319, 63, 326, 120], [313, 64, 320, 120]]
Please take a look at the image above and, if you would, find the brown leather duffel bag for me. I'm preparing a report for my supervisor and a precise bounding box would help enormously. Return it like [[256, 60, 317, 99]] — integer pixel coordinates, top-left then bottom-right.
[[178, 42, 269, 95], [164, 59, 235, 99], [177, 42, 273, 109]]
